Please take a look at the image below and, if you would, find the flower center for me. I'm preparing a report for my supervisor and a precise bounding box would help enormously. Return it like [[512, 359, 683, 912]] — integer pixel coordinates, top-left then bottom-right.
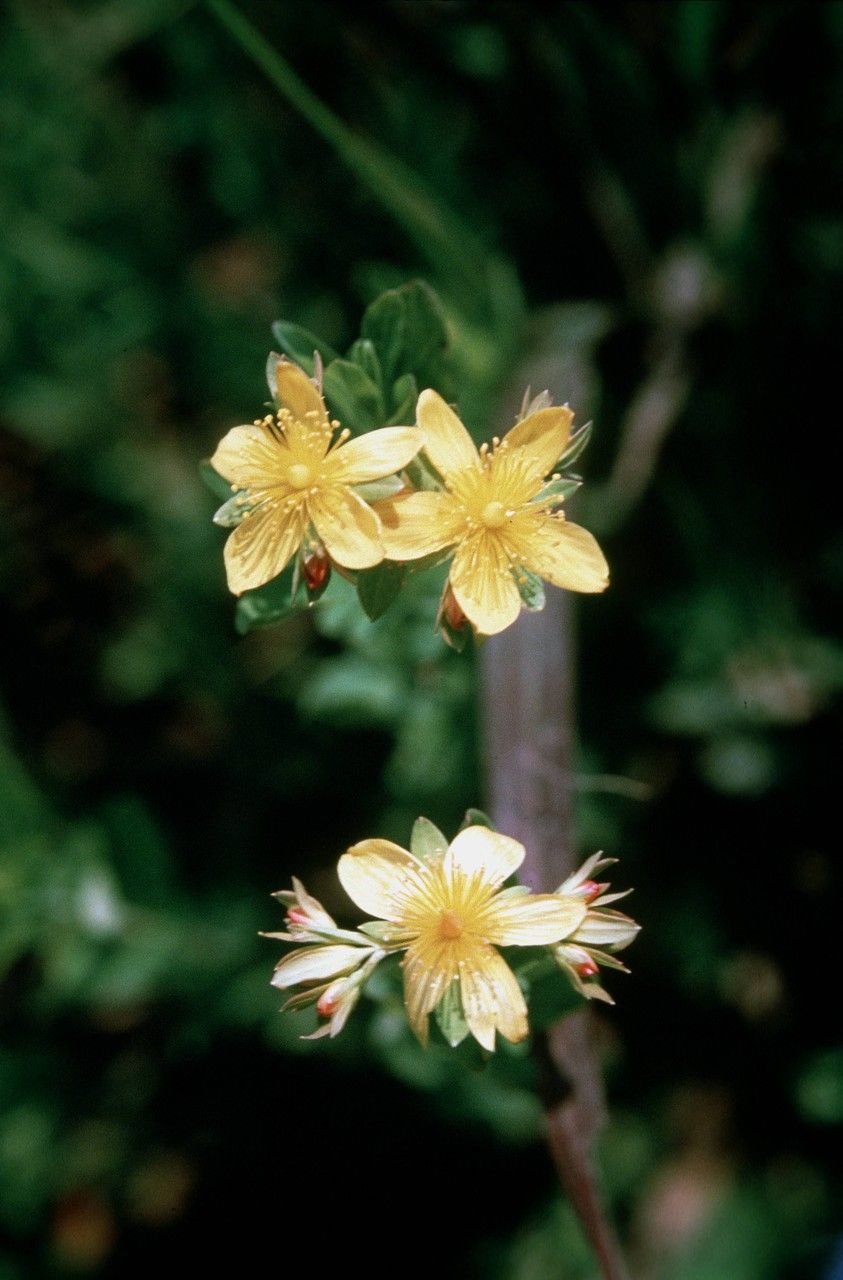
[[288, 462, 313, 490], [438, 909, 463, 941], [480, 500, 507, 528]]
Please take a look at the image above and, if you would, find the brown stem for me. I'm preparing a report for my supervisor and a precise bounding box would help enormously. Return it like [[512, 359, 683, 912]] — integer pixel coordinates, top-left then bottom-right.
[[483, 591, 629, 1280]]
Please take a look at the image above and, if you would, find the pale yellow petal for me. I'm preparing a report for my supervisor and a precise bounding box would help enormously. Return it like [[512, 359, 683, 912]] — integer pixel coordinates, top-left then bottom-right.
[[449, 532, 522, 635], [211, 424, 292, 491], [507, 512, 609, 594], [416, 388, 479, 483], [338, 839, 427, 922], [459, 943, 528, 1049], [374, 490, 465, 560], [223, 497, 307, 595], [502, 406, 574, 477], [327, 427, 422, 485], [308, 487, 383, 569], [270, 944, 364, 989], [274, 360, 329, 427], [402, 936, 457, 1045], [485, 894, 586, 946], [446, 825, 525, 888]]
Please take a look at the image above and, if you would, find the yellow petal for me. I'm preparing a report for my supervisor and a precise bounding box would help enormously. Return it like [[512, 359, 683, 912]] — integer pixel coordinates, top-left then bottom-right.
[[308, 486, 383, 569], [274, 360, 329, 427], [485, 894, 586, 946], [338, 839, 427, 922], [223, 497, 307, 595], [211, 423, 292, 491], [416, 389, 479, 482], [327, 427, 422, 485], [402, 936, 457, 1045], [507, 512, 609, 593], [459, 943, 528, 1049], [270, 944, 365, 989], [449, 532, 522, 635], [446, 825, 525, 887], [502, 406, 574, 478], [374, 490, 465, 560]]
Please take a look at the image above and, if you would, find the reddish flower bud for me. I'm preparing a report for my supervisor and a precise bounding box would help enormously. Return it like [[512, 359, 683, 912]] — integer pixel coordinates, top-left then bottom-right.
[[303, 553, 331, 593], [286, 907, 310, 926], [580, 881, 602, 903], [316, 990, 339, 1018], [574, 956, 599, 978], [443, 587, 467, 631]]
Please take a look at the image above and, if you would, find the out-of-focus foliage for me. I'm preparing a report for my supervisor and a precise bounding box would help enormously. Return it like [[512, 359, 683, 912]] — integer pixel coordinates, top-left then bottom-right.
[[1, 1, 842, 1276]]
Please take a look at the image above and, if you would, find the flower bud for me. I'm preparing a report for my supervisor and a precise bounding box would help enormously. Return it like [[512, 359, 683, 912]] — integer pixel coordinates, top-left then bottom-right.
[[443, 586, 467, 631], [303, 552, 331, 593]]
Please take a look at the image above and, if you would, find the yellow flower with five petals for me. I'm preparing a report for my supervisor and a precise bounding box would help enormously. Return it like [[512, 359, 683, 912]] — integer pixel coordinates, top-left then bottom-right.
[[338, 824, 586, 1050], [375, 390, 609, 635], [211, 360, 421, 595]]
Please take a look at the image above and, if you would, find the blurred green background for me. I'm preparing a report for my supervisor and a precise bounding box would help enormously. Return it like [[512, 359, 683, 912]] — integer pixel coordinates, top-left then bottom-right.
[[2, 2, 842, 1276]]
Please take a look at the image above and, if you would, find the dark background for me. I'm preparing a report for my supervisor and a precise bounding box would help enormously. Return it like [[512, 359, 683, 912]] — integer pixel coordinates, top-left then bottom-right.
[[1, 3, 841, 1276]]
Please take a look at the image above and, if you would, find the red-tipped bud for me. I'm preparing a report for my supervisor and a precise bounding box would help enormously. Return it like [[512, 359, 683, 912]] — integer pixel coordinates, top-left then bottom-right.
[[303, 553, 331, 593], [443, 586, 467, 631], [574, 956, 599, 978], [579, 881, 602, 903], [316, 991, 339, 1018], [286, 907, 310, 927]]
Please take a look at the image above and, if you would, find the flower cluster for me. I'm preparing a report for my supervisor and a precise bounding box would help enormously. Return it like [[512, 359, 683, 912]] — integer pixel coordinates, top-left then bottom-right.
[[267, 821, 638, 1051], [210, 359, 608, 637]]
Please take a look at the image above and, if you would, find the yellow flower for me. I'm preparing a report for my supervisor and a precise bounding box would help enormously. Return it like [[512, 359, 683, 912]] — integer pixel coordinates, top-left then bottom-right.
[[210, 359, 421, 595], [375, 389, 609, 635], [338, 824, 586, 1050], [551, 854, 641, 1004]]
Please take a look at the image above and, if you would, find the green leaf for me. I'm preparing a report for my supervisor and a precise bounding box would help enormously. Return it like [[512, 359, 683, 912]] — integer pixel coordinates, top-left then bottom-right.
[[460, 807, 494, 830], [347, 338, 384, 391], [409, 816, 448, 863], [513, 567, 546, 612], [360, 280, 451, 394], [356, 561, 406, 621], [387, 372, 418, 424], [234, 563, 306, 634], [556, 421, 592, 469], [212, 493, 252, 528], [435, 979, 470, 1048], [199, 459, 233, 503], [322, 359, 385, 431], [404, 452, 444, 492], [270, 321, 339, 375]]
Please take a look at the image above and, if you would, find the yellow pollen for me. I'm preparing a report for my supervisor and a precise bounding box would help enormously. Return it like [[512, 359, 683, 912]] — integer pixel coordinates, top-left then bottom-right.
[[438, 909, 463, 940], [288, 463, 313, 490], [481, 500, 507, 528]]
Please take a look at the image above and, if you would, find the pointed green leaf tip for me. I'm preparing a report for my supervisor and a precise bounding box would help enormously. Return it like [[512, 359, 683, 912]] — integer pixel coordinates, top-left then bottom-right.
[[410, 816, 448, 863], [270, 322, 338, 376], [356, 562, 406, 621], [460, 807, 494, 831]]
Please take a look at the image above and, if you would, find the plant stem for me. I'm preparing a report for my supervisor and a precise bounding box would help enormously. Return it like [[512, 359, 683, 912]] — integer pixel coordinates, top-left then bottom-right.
[[483, 576, 629, 1280]]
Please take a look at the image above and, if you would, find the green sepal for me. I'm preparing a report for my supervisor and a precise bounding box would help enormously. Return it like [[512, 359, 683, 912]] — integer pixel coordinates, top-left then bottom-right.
[[440, 614, 471, 652], [212, 492, 252, 528], [358, 921, 396, 943], [512, 567, 546, 612], [459, 807, 494, 831], [199, 459, 233, 503], [234, 562, 306, 634], [531, 476, 582, 505], [270, 321, 338, 375], [556, 421, 592, 469], [435, 979, 470, 1048], [322, 359, 385, 432], [356, 561, 406, 621], [410, 816, 448, 864], [354, 475, 405, 503]]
